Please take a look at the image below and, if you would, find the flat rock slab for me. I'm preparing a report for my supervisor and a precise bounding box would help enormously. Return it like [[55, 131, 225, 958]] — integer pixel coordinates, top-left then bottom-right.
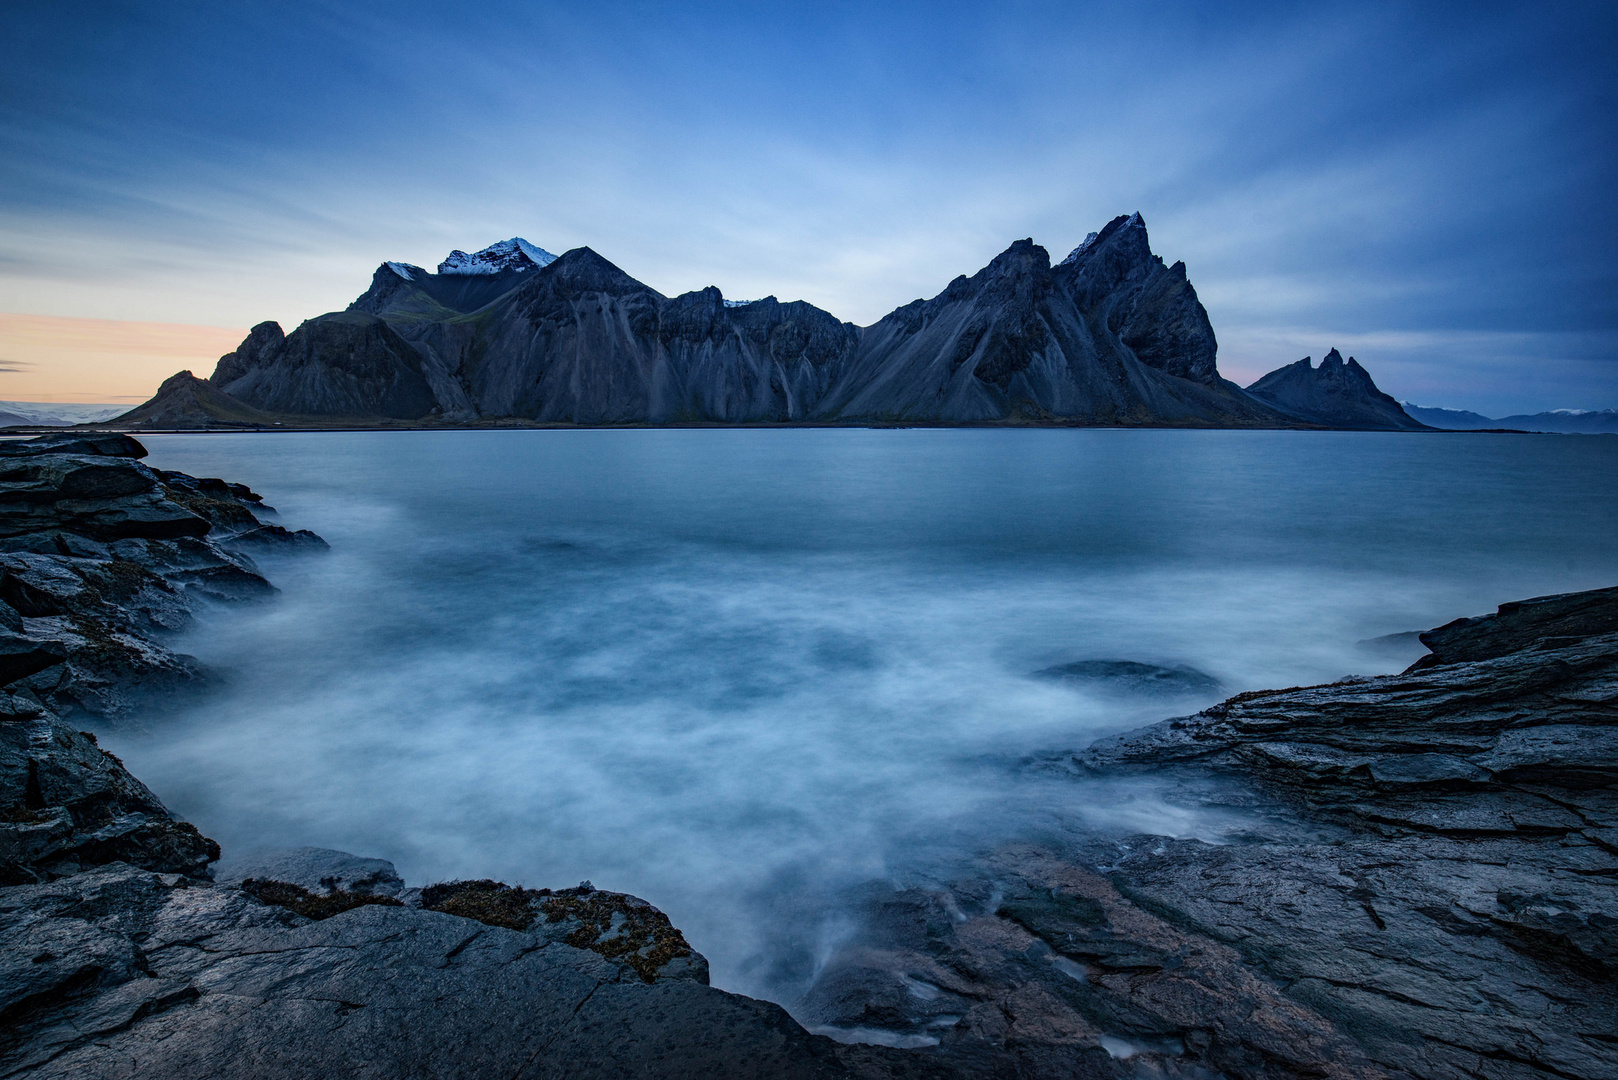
[[0, 865, 958, 1080], [215, 846, 405, 897]]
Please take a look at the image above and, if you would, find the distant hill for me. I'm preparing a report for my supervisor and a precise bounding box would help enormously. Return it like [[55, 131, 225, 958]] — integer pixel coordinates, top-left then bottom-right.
[[108, 371, 285, 429], [124, 220, 1310, 428], [1403, 404, 1618, 433], [1245, 349, 1428, 431]]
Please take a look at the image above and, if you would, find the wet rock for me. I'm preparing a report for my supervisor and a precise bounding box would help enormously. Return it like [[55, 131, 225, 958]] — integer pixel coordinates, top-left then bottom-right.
[[0, 433, 324, 720], [215, 847, 404, 898], [417, 878, 709, 985], [1065, 584, 1618, 1080], [0, 709, 219, 886], [1413, 583, 1618, 668], [0, 433, 147, 459]]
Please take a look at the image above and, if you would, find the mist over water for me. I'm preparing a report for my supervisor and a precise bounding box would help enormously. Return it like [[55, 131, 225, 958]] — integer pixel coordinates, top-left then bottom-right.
[[110, 430, 1618, 1002]]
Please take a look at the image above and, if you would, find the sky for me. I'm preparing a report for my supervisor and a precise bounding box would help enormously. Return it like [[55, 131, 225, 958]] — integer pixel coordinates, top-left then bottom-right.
[[0, 1, 1613, 414]]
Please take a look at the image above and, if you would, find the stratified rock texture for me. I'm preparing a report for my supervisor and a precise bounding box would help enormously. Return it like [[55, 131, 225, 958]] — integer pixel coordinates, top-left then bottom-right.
[[0, 433, 324, 719], [186, 217, 1306, 427], [1069, 585, 1618, 1080], [1246, 348, 1429, 430], [785, 586, 1616, 1079]]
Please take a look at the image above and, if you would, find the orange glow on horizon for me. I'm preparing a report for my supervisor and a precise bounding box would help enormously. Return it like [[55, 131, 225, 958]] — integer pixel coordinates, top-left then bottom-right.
[[0, 313, 247, 403]]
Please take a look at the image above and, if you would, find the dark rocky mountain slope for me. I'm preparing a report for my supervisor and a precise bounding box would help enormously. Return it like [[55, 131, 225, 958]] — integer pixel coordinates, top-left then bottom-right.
[[110, 371, 282, 429], [1246, 348, 1428, 430], [193, 216, 1301, 426], [821, 216, 1277, 424]]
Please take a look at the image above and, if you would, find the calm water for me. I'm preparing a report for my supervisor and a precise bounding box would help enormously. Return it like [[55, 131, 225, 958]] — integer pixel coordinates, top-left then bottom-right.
[[110, 429, 1618, 1002]]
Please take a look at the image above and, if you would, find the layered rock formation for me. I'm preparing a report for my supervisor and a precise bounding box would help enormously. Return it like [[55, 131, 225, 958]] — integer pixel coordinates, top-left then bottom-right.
[[788, 586, 1616, 1078], [1246, 348, 1428, 430], [0, 432, 322, 719], [160, 216, 1310, 427]]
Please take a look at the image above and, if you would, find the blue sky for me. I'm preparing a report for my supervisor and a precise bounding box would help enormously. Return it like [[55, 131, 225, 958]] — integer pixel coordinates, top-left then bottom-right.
[[1, 0, 1614, 413]]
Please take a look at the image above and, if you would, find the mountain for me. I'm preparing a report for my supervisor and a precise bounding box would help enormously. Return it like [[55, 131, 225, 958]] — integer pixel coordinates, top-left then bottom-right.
[[1400, 403, 1498, 429], [108, 370, 283, 428], [818, 216, 1277, 424], [168, 218, 1300, 426], [1402, 404, 1618, 433], [1246, 349, 1428, 430], [1493, 409, 1618, 434]]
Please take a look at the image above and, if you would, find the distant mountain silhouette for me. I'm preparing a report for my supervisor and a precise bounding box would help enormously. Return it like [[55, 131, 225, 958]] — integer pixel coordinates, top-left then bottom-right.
[[1246, 349, 1428, 431], [1402, 403, 1618, 433]]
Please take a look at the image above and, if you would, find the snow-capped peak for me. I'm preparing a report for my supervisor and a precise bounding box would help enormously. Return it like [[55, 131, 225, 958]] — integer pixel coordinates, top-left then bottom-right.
[[723, 299, 758, 308], [1059, 232, 1100, 266], [385, 262, 418, 281], [437, 238, 558, 276]]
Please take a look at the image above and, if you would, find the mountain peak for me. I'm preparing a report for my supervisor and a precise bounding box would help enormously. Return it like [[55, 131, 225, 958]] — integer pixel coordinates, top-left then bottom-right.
[[1246, 351, 1427, 430], [1059, 232, 1101, 266], [438, 238, 558, 276]]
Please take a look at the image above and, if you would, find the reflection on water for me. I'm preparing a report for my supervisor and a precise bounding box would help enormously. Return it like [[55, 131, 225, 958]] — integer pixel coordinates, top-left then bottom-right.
[[107, 429, 1618, 1001]]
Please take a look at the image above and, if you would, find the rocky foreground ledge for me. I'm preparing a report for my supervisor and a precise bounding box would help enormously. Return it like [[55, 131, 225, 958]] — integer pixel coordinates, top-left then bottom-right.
[[1, 431, 1613, 1079], [789, 587, 1617, 1080]]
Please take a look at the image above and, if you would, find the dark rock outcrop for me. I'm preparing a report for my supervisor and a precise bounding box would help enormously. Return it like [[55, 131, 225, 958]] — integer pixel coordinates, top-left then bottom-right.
[[177, 218, 1310, 427], [0, 433, 323, 719], [1034, 659, 1222, 696], [1063, 586, 1618, 1080], [784, 586, 1617, 1079], [1246, 348, 1428, 430]]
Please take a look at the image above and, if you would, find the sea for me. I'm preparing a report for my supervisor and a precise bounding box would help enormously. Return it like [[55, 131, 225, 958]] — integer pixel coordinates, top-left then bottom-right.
[[108, 428, 1618, 1004]]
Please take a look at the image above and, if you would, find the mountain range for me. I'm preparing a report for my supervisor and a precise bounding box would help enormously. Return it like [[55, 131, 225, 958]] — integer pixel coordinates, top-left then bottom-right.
[[1401, 403, 1618, 434], [114, 215, 1428, 430]]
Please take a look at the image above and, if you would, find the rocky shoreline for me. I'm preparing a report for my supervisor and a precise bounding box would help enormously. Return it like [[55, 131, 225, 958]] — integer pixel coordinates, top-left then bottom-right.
[[1, 432, 1612, 1078]]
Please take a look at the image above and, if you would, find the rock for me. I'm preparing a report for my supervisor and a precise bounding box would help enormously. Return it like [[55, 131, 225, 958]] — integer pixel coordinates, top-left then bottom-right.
[[0, 865, 961, 1080], [1245, 349, 1429, 430], [1413, 583, 1618, 667], [214, 847, 404, 898], [0, 433, 147, 459], [417, 878, 710, 985], [1063, 584, 1618, 1080], [0, 634, 68, 686], [0, 710, 219, 885], [0, 433, 324, 720]]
